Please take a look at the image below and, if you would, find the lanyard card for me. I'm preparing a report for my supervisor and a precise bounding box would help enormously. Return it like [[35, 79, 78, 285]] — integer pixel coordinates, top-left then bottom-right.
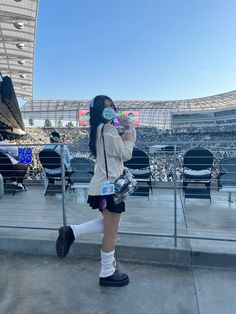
[[101, 181, 115, 195]]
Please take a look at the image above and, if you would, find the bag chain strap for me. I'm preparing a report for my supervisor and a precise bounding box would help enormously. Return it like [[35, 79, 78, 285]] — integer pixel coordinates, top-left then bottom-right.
[[101, 124, 109, 181]]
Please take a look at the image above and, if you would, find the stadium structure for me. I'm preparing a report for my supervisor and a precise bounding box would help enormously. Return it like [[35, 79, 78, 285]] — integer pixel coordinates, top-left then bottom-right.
[[21, 90, 236, 131], [0, 0, 38, 99], [0, 0, 38, 136], [172, 105, 236, 133], [0, 75, 25, 136]]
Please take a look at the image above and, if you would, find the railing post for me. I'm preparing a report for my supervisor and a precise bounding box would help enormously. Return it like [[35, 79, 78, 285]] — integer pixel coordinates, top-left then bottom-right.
[[0, 173, 4, 199], [60, 144, 67, 226], [173, 144, 177, 248]]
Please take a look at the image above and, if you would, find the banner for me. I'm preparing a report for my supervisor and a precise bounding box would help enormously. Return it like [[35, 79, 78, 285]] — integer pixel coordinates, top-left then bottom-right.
[[78, 109, 90, 126]]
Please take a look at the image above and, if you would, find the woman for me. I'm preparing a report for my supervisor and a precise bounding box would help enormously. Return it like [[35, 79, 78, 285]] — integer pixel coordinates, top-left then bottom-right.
[[56, 95, 136, 287]]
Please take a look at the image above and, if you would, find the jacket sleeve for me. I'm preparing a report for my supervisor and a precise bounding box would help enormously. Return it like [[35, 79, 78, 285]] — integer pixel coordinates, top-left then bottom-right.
[[104, 124, 136, 162]]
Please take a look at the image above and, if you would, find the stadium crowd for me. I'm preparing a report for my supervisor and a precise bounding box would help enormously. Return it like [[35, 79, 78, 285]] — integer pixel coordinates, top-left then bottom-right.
[[7, 126, 236, 182]]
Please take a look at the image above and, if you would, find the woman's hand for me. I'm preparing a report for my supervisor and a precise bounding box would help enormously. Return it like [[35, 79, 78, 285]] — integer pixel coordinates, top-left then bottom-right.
[[117, 115, 131, 129], [121, 132, 135, 141]]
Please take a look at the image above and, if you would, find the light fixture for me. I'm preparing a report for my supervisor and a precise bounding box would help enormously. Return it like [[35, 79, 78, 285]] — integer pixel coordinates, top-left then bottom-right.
[[19, 73, 26, 79], [17, 59, 25, 65], [16, 42, 24, 49], [13, 22, 24, 30], [15, 0, 23, 2]]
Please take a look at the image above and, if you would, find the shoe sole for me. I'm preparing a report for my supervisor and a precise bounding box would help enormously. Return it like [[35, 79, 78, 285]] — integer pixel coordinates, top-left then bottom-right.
[[99, 277, 129, 287], [56, 227, 68, 258]]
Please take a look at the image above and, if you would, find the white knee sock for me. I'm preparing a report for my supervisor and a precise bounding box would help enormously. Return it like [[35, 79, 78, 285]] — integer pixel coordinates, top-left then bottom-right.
[[99, 250, 116, 278], [70, 218, 104, 240]]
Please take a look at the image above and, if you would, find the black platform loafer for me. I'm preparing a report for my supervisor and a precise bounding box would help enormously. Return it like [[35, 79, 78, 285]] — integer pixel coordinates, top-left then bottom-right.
[[56, 226, 75, 258], [99, 269, 129, 287]]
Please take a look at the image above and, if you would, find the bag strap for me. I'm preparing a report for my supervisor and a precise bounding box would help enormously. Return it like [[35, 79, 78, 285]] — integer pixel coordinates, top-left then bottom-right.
[[101, 124, 109, 181]]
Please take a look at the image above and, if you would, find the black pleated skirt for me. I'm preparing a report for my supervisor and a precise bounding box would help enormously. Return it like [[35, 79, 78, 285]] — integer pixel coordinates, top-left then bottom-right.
[[87, 195, 125, 213]]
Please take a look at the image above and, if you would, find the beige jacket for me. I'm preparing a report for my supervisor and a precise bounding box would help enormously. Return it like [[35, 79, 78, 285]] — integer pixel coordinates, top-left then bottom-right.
[[88, 123, 136, 195]]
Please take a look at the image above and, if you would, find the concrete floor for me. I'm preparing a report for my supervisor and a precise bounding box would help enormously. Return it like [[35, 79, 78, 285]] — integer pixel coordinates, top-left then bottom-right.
[[2, 252, 236, 314]]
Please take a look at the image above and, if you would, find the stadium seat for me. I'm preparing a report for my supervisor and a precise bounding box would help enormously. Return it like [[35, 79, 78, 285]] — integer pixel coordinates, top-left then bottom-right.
[[39, 149, 71, 196], [218, 157, 236, 202], [0, 150, 27, 194], [70, 157, 95, 200], [183, 148, 213, 202], [124, 147, 153, 199]]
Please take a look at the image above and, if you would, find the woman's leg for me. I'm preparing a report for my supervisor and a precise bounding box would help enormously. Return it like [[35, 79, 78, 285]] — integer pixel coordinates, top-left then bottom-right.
[[101, 208, 120, 252], [71, 218, 104, 239], [64, 209, 120, 256], [99, 208, 129, 286], [99, 209, 120, 278], [56, 218, 104, 258]]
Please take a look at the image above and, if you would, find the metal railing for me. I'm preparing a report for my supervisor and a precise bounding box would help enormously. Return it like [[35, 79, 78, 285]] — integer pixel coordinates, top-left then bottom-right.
[[1, 141, 236, 249]]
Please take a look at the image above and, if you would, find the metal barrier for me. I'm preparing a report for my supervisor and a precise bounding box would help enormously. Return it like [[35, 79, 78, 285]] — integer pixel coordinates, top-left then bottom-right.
[[1, 141, 236, 249], [0, 173, 3, 198]]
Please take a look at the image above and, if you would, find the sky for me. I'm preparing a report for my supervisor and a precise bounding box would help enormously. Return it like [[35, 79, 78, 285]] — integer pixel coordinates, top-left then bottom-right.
[[32, 0, 236, 101]]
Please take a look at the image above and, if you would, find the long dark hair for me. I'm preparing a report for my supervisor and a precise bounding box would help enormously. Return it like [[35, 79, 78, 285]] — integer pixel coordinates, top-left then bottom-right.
[[89, 95, 114, 158]]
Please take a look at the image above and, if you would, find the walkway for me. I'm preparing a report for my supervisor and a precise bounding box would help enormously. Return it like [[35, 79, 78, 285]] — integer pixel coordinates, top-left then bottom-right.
[[1, 252, 236, 314]]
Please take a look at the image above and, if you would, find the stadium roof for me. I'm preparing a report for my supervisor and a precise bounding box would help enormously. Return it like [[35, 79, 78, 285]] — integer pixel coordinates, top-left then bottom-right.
[[0, 0, 38, 99], [21, 90, 236, 113], [20, 90, 236, 128]]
